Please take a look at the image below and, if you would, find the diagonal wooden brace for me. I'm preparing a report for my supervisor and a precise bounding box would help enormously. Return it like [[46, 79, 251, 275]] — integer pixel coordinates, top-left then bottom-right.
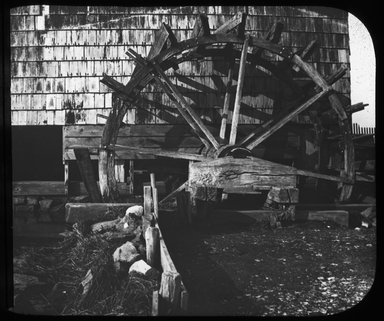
[[242, 88, 331, 150], [151, 61, 221, 150]]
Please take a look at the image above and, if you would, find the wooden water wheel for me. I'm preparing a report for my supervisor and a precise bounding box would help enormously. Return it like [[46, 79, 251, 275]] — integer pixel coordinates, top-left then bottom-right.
[[99, 12, 355, 203]]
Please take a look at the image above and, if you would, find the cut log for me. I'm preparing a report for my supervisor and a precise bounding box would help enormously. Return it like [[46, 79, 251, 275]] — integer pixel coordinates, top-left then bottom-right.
[[189, 157, 297, 190], [229, 35, 249, 145]]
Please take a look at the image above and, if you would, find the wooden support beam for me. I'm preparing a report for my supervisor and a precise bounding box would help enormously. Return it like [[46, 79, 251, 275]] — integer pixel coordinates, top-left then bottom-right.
[[292, 54, 347, 122], [152, 61, 221, 150], [213, 12, 247, 34], [94, 144, 212, 161], [253, 21, 283, 57], [244, 89, 330, 150], [13, 181, 65, 196], [229, 36, 249, 145], [292, 39, 317, 72], [219, 56, 235, 140], [159, 181, 187, 205], [74, 148, 102, 203], [115, 160, 125, 182]]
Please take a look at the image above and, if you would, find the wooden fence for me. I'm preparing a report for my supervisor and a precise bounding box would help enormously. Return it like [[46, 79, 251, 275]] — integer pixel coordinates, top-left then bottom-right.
[[352, 123, 375, 136]]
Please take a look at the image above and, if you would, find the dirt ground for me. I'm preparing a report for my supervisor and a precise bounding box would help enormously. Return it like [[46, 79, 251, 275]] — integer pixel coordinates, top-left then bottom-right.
[[160, 211, 376, 316]]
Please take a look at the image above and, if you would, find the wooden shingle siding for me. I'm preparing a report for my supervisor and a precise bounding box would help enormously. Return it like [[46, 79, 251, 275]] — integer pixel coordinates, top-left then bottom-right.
[[10, 5, 350, 125]]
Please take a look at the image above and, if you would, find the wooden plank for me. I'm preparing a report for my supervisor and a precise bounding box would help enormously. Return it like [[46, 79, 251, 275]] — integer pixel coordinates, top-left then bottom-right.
[[145, 226, 160, 268], [113, 144, 211, 161], [64, 136, 203, 150], [229, 36, 249, 145], [65, 202, 140, 223], [13, 181, 65, 196], [74, 148, 102, 203], [244, 89, 330, 150]]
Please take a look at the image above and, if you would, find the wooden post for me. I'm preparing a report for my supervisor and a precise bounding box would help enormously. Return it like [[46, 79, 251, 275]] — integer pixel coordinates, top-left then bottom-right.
[[150, 173, 156, 190], [145, 226, 160, 267], [64, 162, 69, 196], [143, 185, 153, 234], [150, 173, 159, 220], [159, 271, 181, 315], [114, 159, 125, 182], [152, 290, 159, 316], [219, 57, 235, 140], [74, 148, 102, 202], [229, 36, 249, 145], [128, 160, 134, 195]]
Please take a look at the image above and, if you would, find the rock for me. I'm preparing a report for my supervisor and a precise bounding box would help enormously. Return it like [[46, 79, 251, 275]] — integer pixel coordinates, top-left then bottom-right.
[[39, 199, 53, 211], [113, 241, 141, 271], [129, 260, 160, 280], [125, 205, 144, 218]]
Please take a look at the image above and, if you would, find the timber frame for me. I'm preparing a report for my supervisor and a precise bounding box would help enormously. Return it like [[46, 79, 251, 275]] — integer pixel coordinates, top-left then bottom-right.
[[95, 11, 355, 202]]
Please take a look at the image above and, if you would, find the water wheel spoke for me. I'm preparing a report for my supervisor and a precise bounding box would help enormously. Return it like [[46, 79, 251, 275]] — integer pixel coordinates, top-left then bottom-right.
[[241, 89, 330, 150], [229, 35, 250, 145], [151, 61, 221, 150]]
